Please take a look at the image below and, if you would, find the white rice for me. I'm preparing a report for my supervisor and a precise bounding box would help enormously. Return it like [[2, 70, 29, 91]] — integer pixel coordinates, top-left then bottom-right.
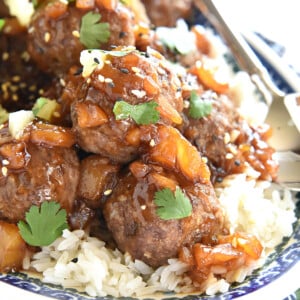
[[25, 175, 296, 298]]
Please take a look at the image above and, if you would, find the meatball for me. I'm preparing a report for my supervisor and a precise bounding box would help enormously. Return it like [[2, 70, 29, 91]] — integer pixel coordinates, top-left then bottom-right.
[[103, 124, 227, 267], [0, 124, 80, 223], [182, 91, 278, 182], [104, 161, 226, 268], [69, 47, 183, 163], [27, 0, 135, 76], [141, 0, 193, 27]]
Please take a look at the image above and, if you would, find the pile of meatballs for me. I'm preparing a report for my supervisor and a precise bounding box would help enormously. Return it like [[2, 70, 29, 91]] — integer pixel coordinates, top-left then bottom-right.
[[0, 0, 277, 270]]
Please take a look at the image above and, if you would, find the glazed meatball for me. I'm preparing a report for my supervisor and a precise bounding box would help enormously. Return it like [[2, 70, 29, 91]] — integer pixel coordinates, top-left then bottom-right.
[[69, 47, 183, 163], [182, 91, 278, 182], [0, 123, 79, 223], [104, 125, 226, 267], [27, 0, 135, 76], [141, 0, 193, 27]]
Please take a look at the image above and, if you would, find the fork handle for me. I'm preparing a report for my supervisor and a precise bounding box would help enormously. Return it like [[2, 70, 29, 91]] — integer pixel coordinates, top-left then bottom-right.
[[193, 0, 285, 99]]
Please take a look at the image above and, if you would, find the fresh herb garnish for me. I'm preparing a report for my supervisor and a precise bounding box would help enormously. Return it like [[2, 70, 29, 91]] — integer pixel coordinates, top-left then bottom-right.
[[113, 100, 160, 125], [31, 0, 38, 7], [0, 19, 5, 31], [188, 90, 213, 119], [32, 97, 59, 121], [79, 12, 110, 49], [154, 186, 192, 220], [18, 201, 68, 246]]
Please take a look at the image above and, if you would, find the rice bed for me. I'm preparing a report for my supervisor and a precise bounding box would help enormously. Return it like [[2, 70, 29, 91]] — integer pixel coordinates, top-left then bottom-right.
[[24, 174, 296, 298]]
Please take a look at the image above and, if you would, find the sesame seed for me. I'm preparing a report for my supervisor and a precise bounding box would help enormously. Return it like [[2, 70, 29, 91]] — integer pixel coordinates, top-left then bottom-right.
[[183, 100, 190, 109], [12, 76, 21, 82], [202, 157, 208, 163], [10, 85, 18, 93], [98, 74, 105, 82], [93, 57, 100, 64], [157, 67, 165, 75], [21, 51, 30, 62], [223, 132, 230, 144], [71, 257, 78, 263], [131, 67, 141, 73], [60, 78, 66, 87], [104, 60, 111, 64], [135, 72, 145, 79], [72, 30, 80, 38], [104, 189, 112, 196], [216, 177, 223, 183], [228, 144, 238, 154], [140, 205, 146, 210], [104, 78, 113, 83], [159, 60, 168, 69], [234, 160, 241, 166], [119, 31, 126, 38], [2, 159, 9, 165], [131, 89, 146, 98], [44, 32, 51, 43], [230, 129, 240, 142], [86, 78, 91, 84], [1, 167, 8, 177], [196, 60, 202, 69], [29, 85, 37, 92], [2, 52, 9, 61], [225, 153, 234, 159], [149, 139, 155, 147], [12, 94, 19, 101], [120, 68, 129, 74], [28, 27, 34, 34]]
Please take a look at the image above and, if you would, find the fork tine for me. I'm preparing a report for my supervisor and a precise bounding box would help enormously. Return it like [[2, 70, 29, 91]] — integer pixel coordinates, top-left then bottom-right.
[[274, 151, 300, 191]]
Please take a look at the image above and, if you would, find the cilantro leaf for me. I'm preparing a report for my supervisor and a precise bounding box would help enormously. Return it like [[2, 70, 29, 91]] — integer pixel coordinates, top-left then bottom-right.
[[17, 201, 68, 246], [154, 187, 192, 220], [113, 100, 160, 125], [188, 90, 213, 119], [79, 12, 110, 49], [0, 19, 5, 31]]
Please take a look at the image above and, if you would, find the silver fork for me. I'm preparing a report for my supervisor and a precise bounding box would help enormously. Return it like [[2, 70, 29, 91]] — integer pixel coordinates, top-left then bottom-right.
[[275, 151, 300, 191], [193, 0, 300, 190]]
